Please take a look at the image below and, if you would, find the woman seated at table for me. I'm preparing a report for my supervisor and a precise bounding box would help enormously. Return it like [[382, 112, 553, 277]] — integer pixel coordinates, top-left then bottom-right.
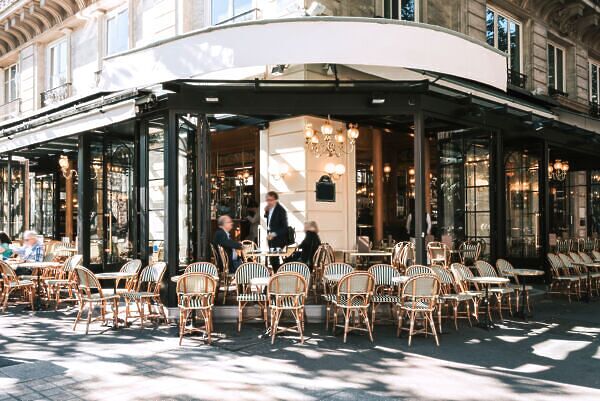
[[0, 231, 12, 261], [285, 221, 321, 269]]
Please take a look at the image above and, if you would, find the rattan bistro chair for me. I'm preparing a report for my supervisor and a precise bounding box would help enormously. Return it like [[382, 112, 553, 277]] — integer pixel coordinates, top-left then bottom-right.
[[312, 243, 335, 299], [72, 266, 120, 334], [322, 262, 354, 330], [267, 272, 308, 344], [235, 262, 270, 332], [368, 264, 401, 330], [115, 259, 142, 294], [547, 253, 579, 302], [185, 262, 219, 277], [406, 265, 434, 277], [576, 252, 600, 296], [496, 258, 533, 312], [397, 274, 440, 346], [427, 242, 449, 267], [279, 262, 310, 292], [0, 261, 34, 312], [332, 271, 375, 343], [177, 273, 217, 345], [46, 254, 83, 310], [122, 262, 168, 328], [431, 265, 474, 332], [475, 260, 514, 320]]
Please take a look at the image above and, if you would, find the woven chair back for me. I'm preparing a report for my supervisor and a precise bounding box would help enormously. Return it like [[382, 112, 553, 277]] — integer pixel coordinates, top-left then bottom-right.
[[401, 274, 440, 309], [185, 262, 219, 277], [459, 241, 480, 263], [430, 265, 453, 285], [74, 266, 105, 298], [64, 255, 83, 271], [578, 252, 593, 264], [313, 243, 335, 268], [406, 264, 433, 277], [279, 262, 310, 285], [495, 259, 514, 276], [120, 259, 142, 274], [217, 245, 230, 272], [235, 262, 269, 285], [368, 264, 399, 286], [324, 262, 353, 277], [475, 260, 498, 277], [176, 273, 217, 308], [547, 253, 562, 269], [268, 272, 307, 296], [557, 253, 574, 268], [337, 271, 374, 299], [593, 250, 600, 261], [0, 261, 17, 283]]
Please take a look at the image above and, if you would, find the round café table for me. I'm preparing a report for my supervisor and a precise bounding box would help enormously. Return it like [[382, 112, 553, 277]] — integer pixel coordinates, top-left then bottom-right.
[[11, 261, 63, 311], [511, 269, 544, 320], [468, 276, 509, 330]]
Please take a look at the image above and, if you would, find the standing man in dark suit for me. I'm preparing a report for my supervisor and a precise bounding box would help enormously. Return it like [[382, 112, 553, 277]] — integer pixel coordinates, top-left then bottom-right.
[[213, 215, 243, 273], [264, 191, 288, 271]]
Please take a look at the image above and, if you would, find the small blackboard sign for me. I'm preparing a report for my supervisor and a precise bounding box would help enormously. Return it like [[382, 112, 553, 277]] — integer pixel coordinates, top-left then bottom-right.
[[316, 175, 336, 202]]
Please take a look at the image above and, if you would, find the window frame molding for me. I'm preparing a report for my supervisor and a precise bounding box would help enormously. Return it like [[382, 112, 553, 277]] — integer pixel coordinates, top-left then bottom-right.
[[486, 5, 524, 74], [379, 0, 420, 22], [4, 63, 19, 104], [45, 36, 70, 91], [547, 41, 567, 93], [104, 4, 130, 57]]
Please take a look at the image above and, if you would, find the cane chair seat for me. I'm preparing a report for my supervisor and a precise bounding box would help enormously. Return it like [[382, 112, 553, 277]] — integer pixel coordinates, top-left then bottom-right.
[[7, 279, 34, 287], [371, 294, 400, 303], [81, 293, 120, 302], [400, 300, 432, 310], [439, 293, 474, 302], [45, 279, 70, 286], [237, 293, 268, 302], [122, 291, 156, 300]]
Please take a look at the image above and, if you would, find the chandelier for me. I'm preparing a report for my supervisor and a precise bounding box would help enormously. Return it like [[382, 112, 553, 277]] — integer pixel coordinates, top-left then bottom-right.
[[304, 116, 359, 158], [548, 159, 569, 181]]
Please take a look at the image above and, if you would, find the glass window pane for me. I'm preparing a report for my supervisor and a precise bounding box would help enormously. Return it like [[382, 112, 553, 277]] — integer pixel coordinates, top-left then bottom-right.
[[592, 64, 598, 103], [486, 9, 495, 46], [234, 0, 253, 15], [497, 15, 508, 53], [148, 117, 166, 261], [556, 48, 564, 92], [548, 44, 555, 89], [400, 0, 415, 21], [509, 21, 520, 73], [212, 0, 232, 24]]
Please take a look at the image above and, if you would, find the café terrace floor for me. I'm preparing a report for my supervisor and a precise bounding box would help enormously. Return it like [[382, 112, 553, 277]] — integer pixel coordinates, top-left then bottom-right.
[[0, 297, 599, 401]]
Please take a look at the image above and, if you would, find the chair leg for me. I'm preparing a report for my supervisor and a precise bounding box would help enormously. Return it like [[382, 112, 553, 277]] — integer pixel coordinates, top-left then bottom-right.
[[85, 302, 93, 335], [453, 301, 459, 331], [437, 304, 443, 334], [179, 309, 185, 346], [343, 310, 350, 343], [408, 311, 416, 346], [297, 308, 304, 344], [428, 312, 440, 346], [397, 309, 403, 337], [271, 309, 280, 345], [363, 308, 373, 343], [371, 304, 377, 333], [237, 302, 243, 332], [73, 301, 83, 331]]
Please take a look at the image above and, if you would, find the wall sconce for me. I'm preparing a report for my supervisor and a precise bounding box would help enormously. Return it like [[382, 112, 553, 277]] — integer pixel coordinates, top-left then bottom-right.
[[270, 162, 289, 181], [325, 162, 345, 180], [59, 155, 77, 179], [383, 163, 392, 181]]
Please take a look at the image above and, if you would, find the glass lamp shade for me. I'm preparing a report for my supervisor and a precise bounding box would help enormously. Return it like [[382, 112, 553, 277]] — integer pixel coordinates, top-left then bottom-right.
[[335, 131, 345, 143], [304, 124, 315, 139], [563, 162, 569, 171], [334, 164, 346, 176], [311, 136, 319, 144], [321, 121, 334, 136], [325, 162, 336, 175], [408, 167, 415, 176], [553, 160, 562, 171], [383, 163, 392, 174], [58, 155, 69, 170], [347, 124, 360, 140]]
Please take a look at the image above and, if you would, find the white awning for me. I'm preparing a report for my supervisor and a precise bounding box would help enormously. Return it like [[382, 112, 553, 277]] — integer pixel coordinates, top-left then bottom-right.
[[100, 17, 508, 92], [0, 99, 136, 153]]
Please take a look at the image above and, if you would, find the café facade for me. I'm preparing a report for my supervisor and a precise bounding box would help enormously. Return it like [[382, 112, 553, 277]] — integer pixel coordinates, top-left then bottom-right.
[[1, 17, 600, 306]]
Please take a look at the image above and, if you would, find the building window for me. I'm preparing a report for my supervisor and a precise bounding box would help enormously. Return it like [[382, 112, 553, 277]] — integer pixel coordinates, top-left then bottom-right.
[[47, 39, 68, 89], [211, 0, 254, 25], [486, 7, 521, 74], [590, 61, 599, 104], [4, 64, 18, 103], [106, 8, 129, 55], [548, 42, 566, 94], [381, 0, 417, 21]]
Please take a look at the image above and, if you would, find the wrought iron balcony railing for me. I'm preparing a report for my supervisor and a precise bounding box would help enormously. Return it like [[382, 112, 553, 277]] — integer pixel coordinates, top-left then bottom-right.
[[591, 101, 600, 118], [549, 87, 569, 98], [507, 69, 528, 89], [0, 98, 20, 120], [40, 83, 72, 107]]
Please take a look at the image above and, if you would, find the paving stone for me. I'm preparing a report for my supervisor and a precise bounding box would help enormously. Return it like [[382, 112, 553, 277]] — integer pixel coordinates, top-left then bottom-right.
[[0, 362, 66, 382]]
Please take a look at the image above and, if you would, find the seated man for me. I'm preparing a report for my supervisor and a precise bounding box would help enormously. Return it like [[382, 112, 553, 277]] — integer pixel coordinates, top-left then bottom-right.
[[14, 230, 44, 276], [213, 215, 243, 273]]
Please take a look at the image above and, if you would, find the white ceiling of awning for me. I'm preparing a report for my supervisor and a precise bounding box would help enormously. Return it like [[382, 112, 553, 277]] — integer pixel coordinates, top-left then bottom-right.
[[99, 17, 508, 92], [0, 99, 136, 153]]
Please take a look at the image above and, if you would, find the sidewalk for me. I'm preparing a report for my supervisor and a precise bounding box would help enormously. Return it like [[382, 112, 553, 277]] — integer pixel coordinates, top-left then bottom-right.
[[0, 297, 599, 401]]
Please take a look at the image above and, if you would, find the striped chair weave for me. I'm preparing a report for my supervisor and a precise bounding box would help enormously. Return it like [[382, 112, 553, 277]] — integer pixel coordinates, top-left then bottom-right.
[[139, 262, 167, 283], [323, 263, 353, 279], [268, 272, 306, 309], [495, 259, 514, 277], [335, 272, 374, 308], [75, 266, 101, 290], [279, 262, 310, 286], [235, 263, 269, 286], [431, 266, 453, 285], [185, 262, 219, 277], [368, 264, 400, 286], [592, 250, 600, 262], [399, 274, 439, 311], [406, 265, 433, 277], [475, 261, 499, 277], [121, 259, 142, 274]]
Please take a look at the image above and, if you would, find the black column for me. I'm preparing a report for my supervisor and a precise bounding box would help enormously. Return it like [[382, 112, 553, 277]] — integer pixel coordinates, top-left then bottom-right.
[[196, 116, 211, 261], [138, 119, 150, 265], [165, 111, 179, 307], [541, 140, 550, 278], [413, 112, 426, 264], [77, 135, 90, 265], [7, 154, 12, 238], [494, 131, 506, 260]]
